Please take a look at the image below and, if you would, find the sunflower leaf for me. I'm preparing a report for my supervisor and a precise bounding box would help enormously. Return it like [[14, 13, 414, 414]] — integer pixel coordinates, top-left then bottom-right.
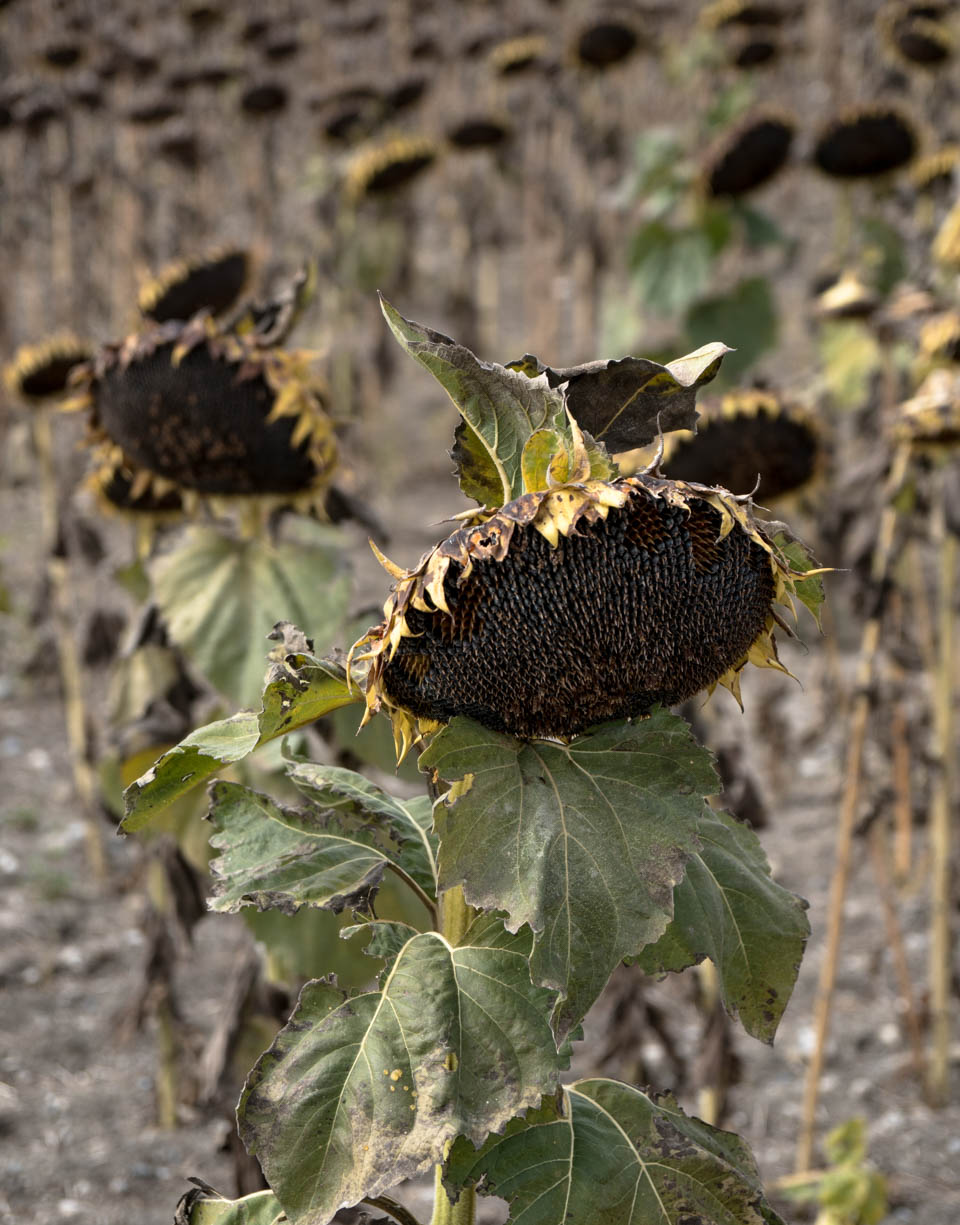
[[444, 1078, 787, 1225], [174, 1187, 285, 1225], [420, 711, 717, 1037], [121, 638, 362, 833], [381, 295, 566, 506], [238, 931, 562, 1224], [634, 809, 810, 1042]]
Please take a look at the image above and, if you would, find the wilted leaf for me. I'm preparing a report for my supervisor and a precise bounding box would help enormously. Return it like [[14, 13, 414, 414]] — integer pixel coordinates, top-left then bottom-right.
[[206, 779, 420, 916], [174, 1187, 285, 1225], [510, 344, 729, 454], [122, 645, 361, 833], [238, 930, 562, 1224], [445, 1078, 787, 1225], [286, 761, 437, 897], [381, 295, 566, 506], [685, 277, 777, 384], [420, 712, 717, 1036], [151, 522, 351, 706], [634, 809, 809, 1042]]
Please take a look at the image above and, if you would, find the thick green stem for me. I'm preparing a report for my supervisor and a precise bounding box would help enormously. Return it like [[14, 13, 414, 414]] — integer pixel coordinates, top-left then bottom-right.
[[430, 884, 476, 1225]]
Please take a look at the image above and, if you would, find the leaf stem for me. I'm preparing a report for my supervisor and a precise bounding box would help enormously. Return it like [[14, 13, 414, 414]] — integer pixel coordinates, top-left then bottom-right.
[[363, 1194, 426, 1225], [387, 862, 439, 928]]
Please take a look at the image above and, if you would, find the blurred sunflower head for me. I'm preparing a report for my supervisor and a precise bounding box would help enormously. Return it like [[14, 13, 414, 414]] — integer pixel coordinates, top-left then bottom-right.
[[879, 2, 954, 67], [814, 269, 879, 320], [71, 316, 337, 513], [812, 105, 919, 180], [653, 390, 825, 501], [909, 145, 960, 195], [351, 474, 821, 757], [4, 333, 94, 403], [701, 110, 794, 198], [344, 135, 439, 198], [489, 34, 548, 75], [894, 368, 960, 446], [699, 0, 792, 28], [138, 248, 254, 324], [446, 115, 511, 150], [573, 19, 639, 68]]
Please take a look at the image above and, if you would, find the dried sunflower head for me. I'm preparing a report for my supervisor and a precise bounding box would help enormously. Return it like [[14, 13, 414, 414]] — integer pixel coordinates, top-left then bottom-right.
[[489, 34, 548, 75], [71, 317, 336, 508], [4, 333, 94, 403], [879, 2, 954, 66], [699, 0, 792, 28], [655, 391, 824, 501], [352, 475, 818, 754], [345, 136, 439, 198], [573, 20, 638, 68], [447, 116, 511, 150], [909, 144, 960, 194], [701, 110, 794, 198], [894, 368, 960, 446], [812, 106, 919, 180], [138, 248, 254, 324], [814, 269, 879, 320]]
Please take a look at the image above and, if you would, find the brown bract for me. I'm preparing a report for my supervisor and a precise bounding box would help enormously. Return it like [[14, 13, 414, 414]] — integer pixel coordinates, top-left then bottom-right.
[[352, 476, 816, 757]]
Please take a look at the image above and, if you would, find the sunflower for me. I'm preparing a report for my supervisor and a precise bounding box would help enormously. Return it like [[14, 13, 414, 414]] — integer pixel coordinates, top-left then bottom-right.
[[137, 248, 254, 324], [879, 2, 954, 67], [812, 106, 919, 180], [573, 19, 639, 68], [344, 136, 439, 198], [814, 269, 879, 320], [894, 368, 960, 446], [701, 110, 794, 198], [655, 391, 824, 501], [4, 333, 94, 403], [352, 474, 818, 756], [70, 316, 337, 515]]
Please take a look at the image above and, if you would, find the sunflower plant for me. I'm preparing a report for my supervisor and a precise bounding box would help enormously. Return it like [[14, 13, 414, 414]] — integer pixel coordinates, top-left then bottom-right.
[[125, 297, 825, 1225]]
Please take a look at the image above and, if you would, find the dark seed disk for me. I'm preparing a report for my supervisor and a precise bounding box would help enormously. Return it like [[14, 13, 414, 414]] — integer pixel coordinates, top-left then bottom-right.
[[706, 116, 793, 197], [95, 342, 318, 495], [382, 490, 775, 739], [142, 251, 249, 323], [813, 109, 917, 179], [665, 414, 819, 499]]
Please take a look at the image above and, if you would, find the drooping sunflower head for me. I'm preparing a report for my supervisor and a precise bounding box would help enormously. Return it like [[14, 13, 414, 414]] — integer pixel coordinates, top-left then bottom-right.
[[894, 368, 960, 447], [654, 391, 825, 501], [344, 136, 439, 198], [4, 333, 94, 403], [352, 475, 821, 756], [879, 1, 955, 67], [572, 19, 639, 68], [812, 105, 919, 180], [72, 317, 337, 511], [446, 116, 511, 151], [814, 269, 879, 320], [701, 110, 795, 198], [137, 248, 254, 324]]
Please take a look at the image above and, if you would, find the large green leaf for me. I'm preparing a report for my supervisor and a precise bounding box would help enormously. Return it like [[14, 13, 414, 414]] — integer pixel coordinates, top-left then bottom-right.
[[685, 277, 777, 385], [238, 929, 562, 1224], [419, 712, 717, 1037], [175, 1187, 285, 1225], [381, 295, 566, 506], [121, 631, 361, 833], [629, 221, 717, 317], [445, 1078, 787, 1225], [286, 761, 437, 897], [509, 343, 730, 453], [634, 809, 809, 1042], [206, 780, 422, 916], [150, 519, 350, 706]]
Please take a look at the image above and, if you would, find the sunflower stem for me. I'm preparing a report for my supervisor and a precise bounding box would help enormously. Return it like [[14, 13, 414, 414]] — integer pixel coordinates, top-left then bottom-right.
[[926, 471, 954, 1107], [429, 884, 476, 1225], [795, 441, 911, 1172]]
